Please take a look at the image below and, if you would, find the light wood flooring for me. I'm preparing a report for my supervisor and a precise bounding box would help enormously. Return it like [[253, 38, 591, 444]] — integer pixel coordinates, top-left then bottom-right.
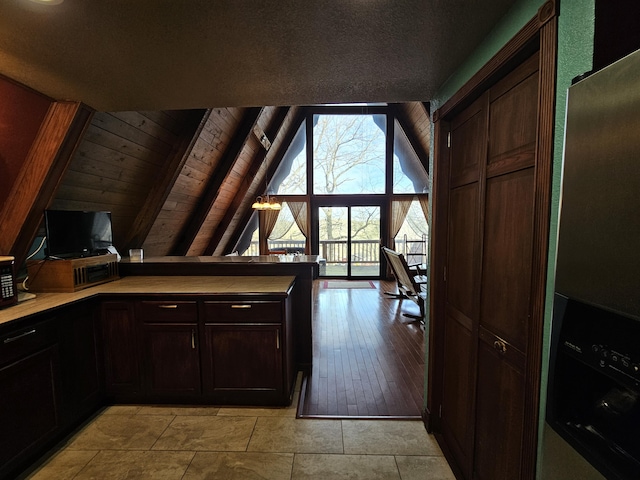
[[298, 279, 425, 418]]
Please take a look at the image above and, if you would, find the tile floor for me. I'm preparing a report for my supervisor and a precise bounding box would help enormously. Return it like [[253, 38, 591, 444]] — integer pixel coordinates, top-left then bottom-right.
[[23, 381, 455, 480]]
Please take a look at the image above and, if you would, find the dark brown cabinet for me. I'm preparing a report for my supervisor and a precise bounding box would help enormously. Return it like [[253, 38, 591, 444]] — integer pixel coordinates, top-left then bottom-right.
[[0, 320, 60, 479], [202, 299, 294, 405], [58, 302, 102, 425], [101, 301, 141, 397], [138, 301, 201, 397], [100, 294, 294, 405]]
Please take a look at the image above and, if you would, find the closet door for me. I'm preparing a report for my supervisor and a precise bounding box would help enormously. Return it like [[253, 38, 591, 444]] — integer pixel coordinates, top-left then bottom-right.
[[440, 95, 487, 479], [439, 51, 541, 480], [474, 52, 539, 480]]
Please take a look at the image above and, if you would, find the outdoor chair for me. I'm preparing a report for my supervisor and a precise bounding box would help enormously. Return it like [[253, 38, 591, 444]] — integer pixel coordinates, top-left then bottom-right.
[[381, 246, 427, 322]]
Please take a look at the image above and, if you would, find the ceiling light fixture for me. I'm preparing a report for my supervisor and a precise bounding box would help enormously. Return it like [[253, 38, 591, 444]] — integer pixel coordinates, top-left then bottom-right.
[[251, 194, 282, 211]]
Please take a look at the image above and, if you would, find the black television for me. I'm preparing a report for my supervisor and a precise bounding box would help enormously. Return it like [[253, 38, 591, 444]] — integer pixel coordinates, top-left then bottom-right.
[[44, 210, 113, 259]]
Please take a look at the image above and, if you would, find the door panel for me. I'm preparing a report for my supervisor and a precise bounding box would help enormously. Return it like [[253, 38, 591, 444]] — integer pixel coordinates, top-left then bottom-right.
[[318, 205, 380, 278], [446, 184, 481, 320], [142, 324, 201, 395], [441, 95, 487, 478], [480, 168, 535, 352], [474, 335, 525, 480], [441, 311, 475, 479], [488, 53, 539, 157], [450, 97, 486, 188], [350, 206, 380, 277]]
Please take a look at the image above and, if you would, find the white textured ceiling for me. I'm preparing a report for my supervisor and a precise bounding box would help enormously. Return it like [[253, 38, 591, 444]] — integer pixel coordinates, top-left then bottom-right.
[[0, 0, 517, 111]]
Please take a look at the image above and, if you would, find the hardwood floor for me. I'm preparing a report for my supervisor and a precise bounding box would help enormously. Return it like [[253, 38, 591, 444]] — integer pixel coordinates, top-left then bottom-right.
[[298, 279, 425, 418]]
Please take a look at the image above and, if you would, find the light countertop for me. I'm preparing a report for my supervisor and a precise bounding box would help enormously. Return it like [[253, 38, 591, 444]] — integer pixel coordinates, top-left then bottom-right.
[[0, 275, 295, 326]]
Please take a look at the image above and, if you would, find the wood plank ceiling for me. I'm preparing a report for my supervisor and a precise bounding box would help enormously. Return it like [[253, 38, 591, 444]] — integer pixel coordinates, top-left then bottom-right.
[[43, 103, 430, 259]]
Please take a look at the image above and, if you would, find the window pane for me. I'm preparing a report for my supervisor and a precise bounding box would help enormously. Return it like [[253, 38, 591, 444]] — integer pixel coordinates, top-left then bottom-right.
[[267, 202, 306, 253], [393, 119, 429, 194], [394, 199, 429, 265], [273, 122, 307, 195], [313, 114, 386, 194]]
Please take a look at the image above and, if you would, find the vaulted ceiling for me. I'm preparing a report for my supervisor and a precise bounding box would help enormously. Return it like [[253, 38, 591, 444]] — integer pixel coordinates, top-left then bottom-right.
[[0, 1, 519, 265]]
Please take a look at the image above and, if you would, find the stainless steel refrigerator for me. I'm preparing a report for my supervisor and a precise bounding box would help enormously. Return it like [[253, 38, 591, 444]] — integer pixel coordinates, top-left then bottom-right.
[[543, 48, 640, 479]]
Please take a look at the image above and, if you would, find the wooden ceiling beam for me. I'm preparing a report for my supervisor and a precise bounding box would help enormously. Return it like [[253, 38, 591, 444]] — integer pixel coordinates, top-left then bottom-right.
[[124, 108, 209, 251], [222, 108, 306, 255], [0, 101, 93, 268], [204, 106, 291, 255], [171, 106, 263, 255]]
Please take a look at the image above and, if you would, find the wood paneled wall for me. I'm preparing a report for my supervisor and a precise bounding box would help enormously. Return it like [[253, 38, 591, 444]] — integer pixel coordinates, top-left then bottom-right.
[[51, 110, 197, 253], [187, 106, 281, 256], [143, 107, 244, 257], [402, 102, 431, 161], [213, 106, 303, 255]]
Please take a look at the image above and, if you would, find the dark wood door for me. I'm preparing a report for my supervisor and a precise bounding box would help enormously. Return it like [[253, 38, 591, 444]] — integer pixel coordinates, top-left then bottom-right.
[[440, 51, 541, 480], [137, 300, 201, 396], [142, 324, 201, 395], [58, 302, 102, 424], [203, 324, 282, 394], [101, 301, 141, 396], [473, 52, 539, 480], [440, 94, 487, 479], [0, 346, 60, 477]]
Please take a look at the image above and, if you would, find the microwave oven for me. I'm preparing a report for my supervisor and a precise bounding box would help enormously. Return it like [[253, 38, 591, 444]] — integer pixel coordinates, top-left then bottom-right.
[[0, 256, 18, 309]]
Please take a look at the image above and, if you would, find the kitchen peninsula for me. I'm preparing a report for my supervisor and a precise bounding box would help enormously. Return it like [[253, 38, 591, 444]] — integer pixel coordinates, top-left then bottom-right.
[[0, 273, 300, 479], [119, 255, 320, 365]]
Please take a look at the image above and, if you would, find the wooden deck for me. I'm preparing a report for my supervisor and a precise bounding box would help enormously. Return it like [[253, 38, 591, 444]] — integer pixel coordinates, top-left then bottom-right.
[[298, 279, 425, 418]]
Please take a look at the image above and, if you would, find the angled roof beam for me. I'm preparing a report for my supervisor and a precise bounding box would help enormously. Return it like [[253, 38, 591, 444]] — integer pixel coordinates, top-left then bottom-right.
[[171, 107, 263, 255], [0, 101, 93, 268], [124, 109, 209, 251], [390, 103, 431, 174], [222, 108, 306, 255], [204, 106, 291, 255]]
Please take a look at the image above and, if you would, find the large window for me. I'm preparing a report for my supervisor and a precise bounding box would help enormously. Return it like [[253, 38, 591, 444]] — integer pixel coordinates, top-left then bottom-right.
[[235, 106, 431, 271], [312, 114, 386, 195]]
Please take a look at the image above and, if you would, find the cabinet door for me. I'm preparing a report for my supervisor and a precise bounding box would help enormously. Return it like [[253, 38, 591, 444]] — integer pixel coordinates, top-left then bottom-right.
[[142, 324, 201, 396], [0, 346, 60, 478], [203, 324, 282, 395], [58, 302, 101, 424], [101, 301, 140, 396]]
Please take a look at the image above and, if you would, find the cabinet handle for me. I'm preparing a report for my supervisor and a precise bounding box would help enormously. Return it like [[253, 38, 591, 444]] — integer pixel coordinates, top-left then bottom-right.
[[231, 305, 252, 309], [191, 329, 196, 349], [276, 329, 280, 350], [158, 304, 178, 309], [3, 329, 36, 344], [493, 340, 507, 354]]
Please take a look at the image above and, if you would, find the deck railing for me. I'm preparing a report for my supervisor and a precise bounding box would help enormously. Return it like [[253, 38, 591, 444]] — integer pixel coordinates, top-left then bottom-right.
[[244, 238, 426, 268]]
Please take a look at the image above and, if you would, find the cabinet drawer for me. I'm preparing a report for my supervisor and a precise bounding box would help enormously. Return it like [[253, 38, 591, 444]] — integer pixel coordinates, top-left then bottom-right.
[[137, 301, 197, 323], [203, 301, 282, 323], [0, 320, 57, 367]]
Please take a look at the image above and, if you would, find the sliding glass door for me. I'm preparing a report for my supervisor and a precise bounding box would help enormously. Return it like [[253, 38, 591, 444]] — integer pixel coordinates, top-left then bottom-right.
[[317, 205, 380, 278]]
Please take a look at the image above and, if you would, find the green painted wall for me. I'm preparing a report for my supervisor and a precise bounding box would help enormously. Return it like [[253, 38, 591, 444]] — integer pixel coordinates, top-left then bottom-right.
[[425, 1, 596, 478]]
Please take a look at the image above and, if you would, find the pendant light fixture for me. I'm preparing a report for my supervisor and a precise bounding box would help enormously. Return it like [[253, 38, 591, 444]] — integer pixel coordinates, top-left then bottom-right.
[[251, 194, 282, 211]]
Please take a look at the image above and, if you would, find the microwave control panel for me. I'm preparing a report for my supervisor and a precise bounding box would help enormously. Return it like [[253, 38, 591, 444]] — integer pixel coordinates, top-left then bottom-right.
[[1, 264, 15, 300]]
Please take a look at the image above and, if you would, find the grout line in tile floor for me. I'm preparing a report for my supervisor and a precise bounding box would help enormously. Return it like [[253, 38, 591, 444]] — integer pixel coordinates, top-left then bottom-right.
[[21, 375, 455, 479]]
